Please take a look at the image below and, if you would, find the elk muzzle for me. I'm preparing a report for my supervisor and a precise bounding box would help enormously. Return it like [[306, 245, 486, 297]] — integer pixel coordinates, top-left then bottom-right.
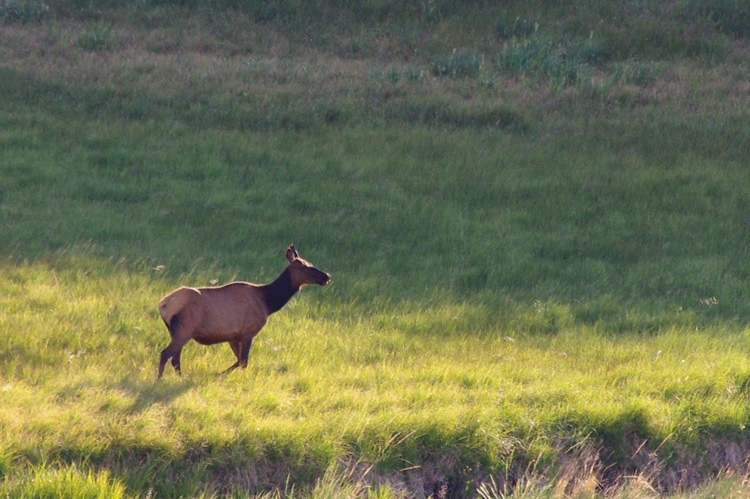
[[316, 269, 331, 286]]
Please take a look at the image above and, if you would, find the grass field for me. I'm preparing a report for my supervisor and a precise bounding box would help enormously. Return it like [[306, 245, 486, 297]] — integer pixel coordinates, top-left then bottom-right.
[[2, 0, 750, 497]]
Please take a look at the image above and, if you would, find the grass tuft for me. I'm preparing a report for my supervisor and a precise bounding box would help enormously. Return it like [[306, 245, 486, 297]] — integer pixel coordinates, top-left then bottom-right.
[[0, 464, 127, 498]]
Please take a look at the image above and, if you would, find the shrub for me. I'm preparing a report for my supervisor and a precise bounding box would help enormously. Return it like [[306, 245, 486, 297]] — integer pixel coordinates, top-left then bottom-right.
[[432, 50, 485, 79], [497, 31, 601, 88], [511, 300, 574, 335], [77, 24, 117, 51], [0, 0, 49, 23], [613, 61, 665, 86], [496, 16, 539, 40], [683, 0, 750, 38]]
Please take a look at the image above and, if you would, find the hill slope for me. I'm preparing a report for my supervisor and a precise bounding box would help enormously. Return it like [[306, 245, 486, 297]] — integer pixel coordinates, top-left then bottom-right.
[[2, 1, 750, 497]]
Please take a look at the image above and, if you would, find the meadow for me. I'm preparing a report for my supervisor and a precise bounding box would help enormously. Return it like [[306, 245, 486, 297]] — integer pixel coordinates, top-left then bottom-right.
[[2, 0, 750, 497]]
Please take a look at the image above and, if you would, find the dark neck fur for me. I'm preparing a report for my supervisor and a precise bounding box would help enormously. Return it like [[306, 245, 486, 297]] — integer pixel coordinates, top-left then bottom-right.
[[260, 267, 299, 314]]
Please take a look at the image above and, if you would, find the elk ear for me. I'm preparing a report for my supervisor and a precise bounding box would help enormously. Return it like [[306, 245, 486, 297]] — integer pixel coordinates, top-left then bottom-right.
[[286, 245, 299, 262]]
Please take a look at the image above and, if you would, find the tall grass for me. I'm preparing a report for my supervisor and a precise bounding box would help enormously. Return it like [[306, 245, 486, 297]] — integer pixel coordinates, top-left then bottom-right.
[[2, 0, 750, 496]]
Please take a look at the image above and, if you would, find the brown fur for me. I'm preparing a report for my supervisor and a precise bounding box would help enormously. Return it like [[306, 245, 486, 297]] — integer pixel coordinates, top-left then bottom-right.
[[157, 245, 330, 378]]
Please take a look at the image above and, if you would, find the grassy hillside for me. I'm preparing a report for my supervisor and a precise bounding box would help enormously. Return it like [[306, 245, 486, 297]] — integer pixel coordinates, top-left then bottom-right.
[[2, 0, 750, 497]]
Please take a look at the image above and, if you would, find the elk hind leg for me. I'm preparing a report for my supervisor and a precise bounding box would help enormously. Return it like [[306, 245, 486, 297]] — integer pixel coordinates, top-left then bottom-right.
[[171, 349, 182, 375], [158, 314, 192, 379], [159, 339, 189, 378]]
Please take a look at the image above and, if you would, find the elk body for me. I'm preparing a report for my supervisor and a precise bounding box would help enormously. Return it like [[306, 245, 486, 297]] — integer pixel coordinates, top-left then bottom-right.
[[157, 245, 330, 378]]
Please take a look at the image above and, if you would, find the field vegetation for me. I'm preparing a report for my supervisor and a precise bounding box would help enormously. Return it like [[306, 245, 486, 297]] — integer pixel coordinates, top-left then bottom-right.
[[2, 0, 750, 497]]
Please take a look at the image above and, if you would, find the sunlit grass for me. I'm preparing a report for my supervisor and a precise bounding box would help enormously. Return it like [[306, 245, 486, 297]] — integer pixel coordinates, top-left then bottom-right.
[[2, 256, 750, 496]]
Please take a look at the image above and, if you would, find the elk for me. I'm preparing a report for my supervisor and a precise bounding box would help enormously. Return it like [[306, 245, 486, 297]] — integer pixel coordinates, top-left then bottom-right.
[[157, 245, 330, 378]]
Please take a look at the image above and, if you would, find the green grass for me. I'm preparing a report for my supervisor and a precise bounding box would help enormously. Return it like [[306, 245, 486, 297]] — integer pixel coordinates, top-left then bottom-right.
[[2, 0, 750, 497]]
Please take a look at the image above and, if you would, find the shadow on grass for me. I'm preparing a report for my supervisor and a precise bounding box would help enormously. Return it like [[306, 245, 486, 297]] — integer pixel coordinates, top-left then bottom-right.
[[122, 377, 195, 413]]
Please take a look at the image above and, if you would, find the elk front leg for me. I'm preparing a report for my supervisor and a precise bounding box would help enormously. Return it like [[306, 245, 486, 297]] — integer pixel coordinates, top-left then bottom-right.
[[220, 340, 242, 375], [239, 338, 253, 369]]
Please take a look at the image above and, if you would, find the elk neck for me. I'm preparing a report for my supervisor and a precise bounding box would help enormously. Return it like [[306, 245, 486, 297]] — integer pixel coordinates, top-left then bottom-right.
[[260, 267, 299, 314]]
